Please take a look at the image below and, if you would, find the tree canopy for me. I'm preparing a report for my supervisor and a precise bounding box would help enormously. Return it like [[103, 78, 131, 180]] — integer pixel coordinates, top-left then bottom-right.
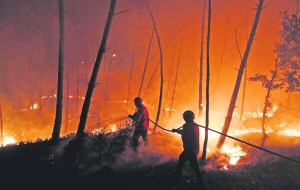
[[275, 11, 300, 92]]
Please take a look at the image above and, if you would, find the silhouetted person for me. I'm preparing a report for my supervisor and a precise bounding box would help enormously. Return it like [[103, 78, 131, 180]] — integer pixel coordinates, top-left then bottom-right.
[[128, 97, 149, 152], [172, 110, 208, 190]]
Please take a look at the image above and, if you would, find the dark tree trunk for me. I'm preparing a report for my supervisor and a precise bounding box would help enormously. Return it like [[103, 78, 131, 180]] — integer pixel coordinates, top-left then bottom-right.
[[199, 0, 206, 116], [138, 28, 154, 97], [52, 0, 65, 142], [260, 56, 280, 147], [216, 0, 264, 150], [127, 7, 142, 103], [76, 0, 116, 136], [0, 100, 3, 146], [211, 1, 231, 109], [201, 0, 211, 161], [169, 35, 182, 119], [145, 0, 164, 133], [239, 0, 249, 123], [64, 74, 70, 135]]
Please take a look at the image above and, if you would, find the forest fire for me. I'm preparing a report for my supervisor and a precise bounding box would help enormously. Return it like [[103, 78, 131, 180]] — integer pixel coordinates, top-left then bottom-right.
[[2, 136, 16, 146], [0, 0, 299, 189], [221, 144, 246, 166]]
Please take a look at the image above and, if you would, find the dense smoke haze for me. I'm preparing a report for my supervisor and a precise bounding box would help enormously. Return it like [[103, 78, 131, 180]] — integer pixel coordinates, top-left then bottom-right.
[[0, 0, 299, 142]]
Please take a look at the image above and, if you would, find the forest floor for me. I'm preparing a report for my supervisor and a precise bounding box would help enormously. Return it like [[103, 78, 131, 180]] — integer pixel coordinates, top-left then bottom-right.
[[0, 131, 300, 190]]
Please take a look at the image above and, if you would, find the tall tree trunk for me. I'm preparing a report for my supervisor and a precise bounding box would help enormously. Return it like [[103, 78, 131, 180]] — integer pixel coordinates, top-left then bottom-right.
[[127, 6, 142, 104], [143, 39, 171, 95], [8, 12, 15, 109], [260, 87, 270, 147], [169, 34, 182, 119], [239, 0, 249, 123], [216, 0, 264, 150], [199, 0, 206, 116], [22, 12, 30, 109], [260, 56, 280, 147], [211, 0, 232, 109], [145, 0, 164, 133], [76, 0, 116, 136], [165, 42, 177, 102], [201, 0, 211, 161], [64, 74, 70, 135], [138, 28, 154, 97], [51, 0, 65, 142], [0, 99, 3, 146], [75, 0, 80, 117]]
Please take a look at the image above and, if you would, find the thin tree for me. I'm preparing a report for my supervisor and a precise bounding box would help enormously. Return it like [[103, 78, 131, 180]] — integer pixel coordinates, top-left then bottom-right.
[[201, 0, 211, 161], [169, 35, 182, 119], [51, 0, 65, 142], [64, 74, 70, 135], [216, 0, 265, 150], [249, 55, 284, 147], [0, 99, 3, 146], [198, 0, 207, 115], [76, 0, 117, 136], [127, 6, 142, 106], [145, 0, 164, 133], [211, 1, 232, 109], [138, 28, 154, 97], [165, 43, 177, 103], [239, 0, 249, 123], [143, 39, 171, 96]]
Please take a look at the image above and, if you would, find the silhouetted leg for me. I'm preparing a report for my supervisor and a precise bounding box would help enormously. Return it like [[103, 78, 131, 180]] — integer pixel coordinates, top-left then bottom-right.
[[175, 152, 188, 180], [141, 129, 148, 146], [188, 154, 206, 189], [132, 130, 141, 152]]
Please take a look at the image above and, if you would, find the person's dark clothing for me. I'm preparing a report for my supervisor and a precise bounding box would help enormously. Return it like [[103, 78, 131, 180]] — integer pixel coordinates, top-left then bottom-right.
[[180, 121, 199, 155], [131, 104, 149, 131], [130, 104, 149, 151], [132, 128, 148, 148], [174, 121, 206, 188]]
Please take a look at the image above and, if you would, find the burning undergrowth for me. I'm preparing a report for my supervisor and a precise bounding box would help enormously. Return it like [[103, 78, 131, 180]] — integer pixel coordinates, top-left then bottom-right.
[[1, 115, 300, 189]]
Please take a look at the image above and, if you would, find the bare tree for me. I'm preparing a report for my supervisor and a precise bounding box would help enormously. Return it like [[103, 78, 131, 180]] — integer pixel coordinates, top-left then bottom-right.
[[169, 34, 182, 119], [76, 0, 117, 136], [201, 0, 211, 161], [216, 0, 265, 150], [51, 0, 65, 142], [138, 28, 154, 97], [198, 0, 207, 115], [64, 74, 70, 135], [0, 99, 3, 146], [145, 0, 164, 133], [239, 0, 249, 123], [249, 55, 284, 147], [127, 7, 142, 106]]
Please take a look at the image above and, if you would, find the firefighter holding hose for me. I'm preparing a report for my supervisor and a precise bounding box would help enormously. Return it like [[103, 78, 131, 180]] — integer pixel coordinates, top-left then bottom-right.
[[128, 97, 149, 152], [172, 110, 208, 189]]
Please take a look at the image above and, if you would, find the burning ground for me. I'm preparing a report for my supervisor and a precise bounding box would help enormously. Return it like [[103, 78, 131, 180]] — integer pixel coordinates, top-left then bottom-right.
[[0, 116, 300, 190]]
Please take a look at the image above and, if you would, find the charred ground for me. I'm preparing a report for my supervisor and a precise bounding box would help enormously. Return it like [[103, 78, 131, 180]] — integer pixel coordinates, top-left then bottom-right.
[[0, 131, 300, 190]]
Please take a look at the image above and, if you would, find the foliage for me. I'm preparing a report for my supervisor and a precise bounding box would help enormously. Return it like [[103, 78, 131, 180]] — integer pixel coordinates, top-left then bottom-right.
[[92, 121, 134, 168], [249, 73, 285, 91], [275, 11, 300, 92], [63, 132, 88, 170]]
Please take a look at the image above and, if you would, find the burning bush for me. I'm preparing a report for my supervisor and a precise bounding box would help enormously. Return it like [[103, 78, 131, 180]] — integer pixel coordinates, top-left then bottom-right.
[[91, 123, 134, 168]]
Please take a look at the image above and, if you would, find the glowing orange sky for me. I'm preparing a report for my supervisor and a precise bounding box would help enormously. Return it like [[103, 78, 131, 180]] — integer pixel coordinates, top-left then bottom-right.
[[0, 0, 299, 142]]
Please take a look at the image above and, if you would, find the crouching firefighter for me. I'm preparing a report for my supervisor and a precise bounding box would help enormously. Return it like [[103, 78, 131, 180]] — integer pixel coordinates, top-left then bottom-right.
[[128, 97, 149, 152], [171, 110, 208, 189]]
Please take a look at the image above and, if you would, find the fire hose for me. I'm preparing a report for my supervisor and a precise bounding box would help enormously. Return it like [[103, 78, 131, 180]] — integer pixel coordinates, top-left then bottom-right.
[[148, 118, 300, 165]]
